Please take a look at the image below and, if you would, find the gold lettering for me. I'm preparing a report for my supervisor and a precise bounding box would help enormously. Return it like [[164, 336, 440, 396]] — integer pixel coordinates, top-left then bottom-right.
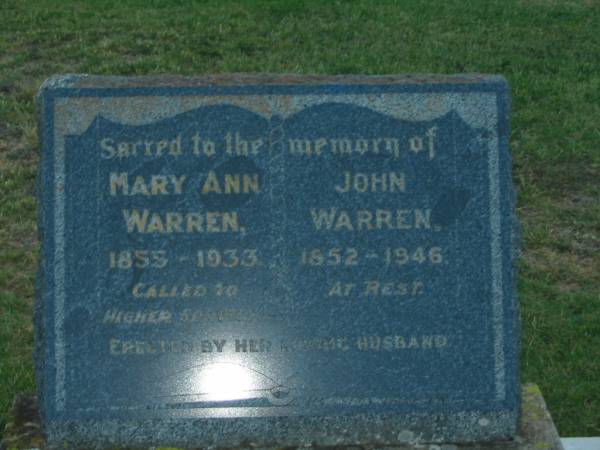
[[110, 172, 129, 195], [123, 209, 240, 234], [415, 209, 431, 229], [100, 138, 116, 159], [202, 171, 221, 194], [165, 212, 183, 233]]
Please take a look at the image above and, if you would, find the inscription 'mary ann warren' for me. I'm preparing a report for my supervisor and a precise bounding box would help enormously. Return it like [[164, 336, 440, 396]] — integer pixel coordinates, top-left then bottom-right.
[[122, 209, 242, 234], [109, 172, 261, 196]]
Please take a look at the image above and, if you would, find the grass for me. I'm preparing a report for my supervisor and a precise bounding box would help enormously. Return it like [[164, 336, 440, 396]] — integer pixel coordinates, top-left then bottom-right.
[[1, 0, 599, 439]]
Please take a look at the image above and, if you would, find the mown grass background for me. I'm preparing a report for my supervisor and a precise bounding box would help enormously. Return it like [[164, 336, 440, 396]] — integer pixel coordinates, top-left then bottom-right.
[[1, 0, 599, 440]]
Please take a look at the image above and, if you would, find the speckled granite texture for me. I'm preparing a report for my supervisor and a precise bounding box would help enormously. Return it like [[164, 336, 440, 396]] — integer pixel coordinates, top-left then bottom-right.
[[3, 385, 560, 450], [35, 74, 520, 449]]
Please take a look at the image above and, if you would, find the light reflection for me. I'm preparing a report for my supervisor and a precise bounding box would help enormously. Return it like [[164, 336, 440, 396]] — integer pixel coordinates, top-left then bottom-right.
[[162, 358, 294, 406], [155, 320, 296, 408], [192, 361, 257, 402]]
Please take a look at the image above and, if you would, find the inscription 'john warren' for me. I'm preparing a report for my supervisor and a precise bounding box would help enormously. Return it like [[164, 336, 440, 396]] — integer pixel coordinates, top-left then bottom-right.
[[334, 171, 406, 193], [311, 208, 431, 231]]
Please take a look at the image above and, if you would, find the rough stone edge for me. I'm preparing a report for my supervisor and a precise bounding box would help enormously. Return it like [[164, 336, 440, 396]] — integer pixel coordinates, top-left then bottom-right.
[[37, 73, 506, 90], [43, 410, 518, 450], [38, 74, 89, 91], [33, 79, 50, 441], [501, 80, 523, 432], [517, 384, 564, 450], [1, 385, 561, 450]]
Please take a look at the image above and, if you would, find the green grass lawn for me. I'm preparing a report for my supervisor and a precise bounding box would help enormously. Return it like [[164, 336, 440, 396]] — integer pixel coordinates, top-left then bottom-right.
[[1, 0, 599, 439]]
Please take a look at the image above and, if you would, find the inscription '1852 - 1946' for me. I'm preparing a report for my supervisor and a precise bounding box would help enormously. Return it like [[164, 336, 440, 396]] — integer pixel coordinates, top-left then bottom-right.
[[36, 75, 519, 449]]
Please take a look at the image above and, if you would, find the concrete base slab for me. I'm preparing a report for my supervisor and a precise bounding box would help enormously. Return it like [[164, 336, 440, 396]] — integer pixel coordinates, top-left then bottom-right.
[[561, 437, 600, 450]]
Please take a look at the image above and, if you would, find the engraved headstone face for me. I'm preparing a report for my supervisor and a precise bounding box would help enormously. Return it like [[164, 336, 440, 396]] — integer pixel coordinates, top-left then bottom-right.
[[36, 75, 520, 448]]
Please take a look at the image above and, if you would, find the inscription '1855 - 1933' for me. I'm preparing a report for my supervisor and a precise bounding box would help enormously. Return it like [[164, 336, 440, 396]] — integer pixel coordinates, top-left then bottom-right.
[[36, 75, 519, 449]]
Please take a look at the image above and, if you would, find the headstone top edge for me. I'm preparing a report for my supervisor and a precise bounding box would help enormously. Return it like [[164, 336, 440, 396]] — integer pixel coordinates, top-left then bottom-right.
[[37, 73, 508, 93]]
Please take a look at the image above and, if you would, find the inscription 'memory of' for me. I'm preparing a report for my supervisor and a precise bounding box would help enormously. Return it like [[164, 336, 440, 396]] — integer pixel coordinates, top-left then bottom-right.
[[288, 137, 400, 157], [310, 208, 431, 231]]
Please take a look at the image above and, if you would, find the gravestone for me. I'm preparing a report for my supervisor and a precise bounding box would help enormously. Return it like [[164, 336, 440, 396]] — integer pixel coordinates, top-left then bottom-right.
[[35, 74, 520, 449]]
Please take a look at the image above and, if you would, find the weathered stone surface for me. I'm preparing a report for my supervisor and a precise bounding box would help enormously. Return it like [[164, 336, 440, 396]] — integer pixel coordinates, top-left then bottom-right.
[[3, 385, 561, 450], [35, 74, 520, 449]]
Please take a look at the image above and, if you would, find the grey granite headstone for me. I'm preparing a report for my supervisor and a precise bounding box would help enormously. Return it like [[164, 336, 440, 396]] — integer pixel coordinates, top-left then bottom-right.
[[35, 74, 520, 449]]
